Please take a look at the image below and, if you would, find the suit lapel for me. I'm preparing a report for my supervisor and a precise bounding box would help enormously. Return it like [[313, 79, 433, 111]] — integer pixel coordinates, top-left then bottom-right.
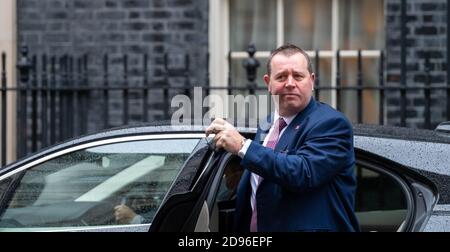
[[274, 98, 318, 152], [243, 99, 318, 207]]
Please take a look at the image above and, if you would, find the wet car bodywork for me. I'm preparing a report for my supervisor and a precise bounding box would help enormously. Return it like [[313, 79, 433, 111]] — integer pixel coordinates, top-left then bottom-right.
[[353, 124, 450, 231], [0, 123, 448, 232]]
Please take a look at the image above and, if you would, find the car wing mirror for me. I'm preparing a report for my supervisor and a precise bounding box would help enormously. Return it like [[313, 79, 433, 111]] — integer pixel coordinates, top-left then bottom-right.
[[435, 121, 450, 137]]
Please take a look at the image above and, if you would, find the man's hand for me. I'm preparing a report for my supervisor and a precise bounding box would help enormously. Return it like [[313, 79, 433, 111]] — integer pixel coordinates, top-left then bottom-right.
[[114, 204, 137, 224], [205, 118, 245, 154]]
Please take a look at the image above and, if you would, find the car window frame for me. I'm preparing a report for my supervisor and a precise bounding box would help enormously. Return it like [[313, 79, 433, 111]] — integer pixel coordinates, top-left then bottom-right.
[[148, 148, 226, 232], [355, 155, 414, 232], [203, 152, 242, 232], [355, 148, 438, 232], [0, 134, 205, 180]]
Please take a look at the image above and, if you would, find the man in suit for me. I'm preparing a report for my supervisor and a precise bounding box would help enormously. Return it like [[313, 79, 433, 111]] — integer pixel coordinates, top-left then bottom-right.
[[205, 44, 359, 232]]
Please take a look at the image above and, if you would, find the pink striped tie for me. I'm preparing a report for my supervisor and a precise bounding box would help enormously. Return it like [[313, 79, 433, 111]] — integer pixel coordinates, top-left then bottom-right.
[[250, 117, 287, 232]]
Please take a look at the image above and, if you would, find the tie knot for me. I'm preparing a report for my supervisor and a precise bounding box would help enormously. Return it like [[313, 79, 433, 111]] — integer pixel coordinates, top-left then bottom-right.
[[277, 117, 287, 133]]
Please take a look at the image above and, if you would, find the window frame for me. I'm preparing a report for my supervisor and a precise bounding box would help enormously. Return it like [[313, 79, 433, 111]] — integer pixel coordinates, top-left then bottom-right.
[[209, 0, 383, 109], [355, 157, 414, 232]]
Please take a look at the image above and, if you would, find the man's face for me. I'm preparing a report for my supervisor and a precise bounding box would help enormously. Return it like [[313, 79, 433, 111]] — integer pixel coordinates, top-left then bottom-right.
[[263, 53, 315, 117]]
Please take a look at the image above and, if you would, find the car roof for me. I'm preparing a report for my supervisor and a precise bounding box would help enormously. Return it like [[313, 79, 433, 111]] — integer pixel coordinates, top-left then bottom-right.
[[353, 124, 450, 145], [60, 121, 450, 146]]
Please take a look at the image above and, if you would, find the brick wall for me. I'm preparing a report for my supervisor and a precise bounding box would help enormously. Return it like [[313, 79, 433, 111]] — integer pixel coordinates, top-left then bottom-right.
[[385, 0, 448, 128], [17, 0, 208, 136]]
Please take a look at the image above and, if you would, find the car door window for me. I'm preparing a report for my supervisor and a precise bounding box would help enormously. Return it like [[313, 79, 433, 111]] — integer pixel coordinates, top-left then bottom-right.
[[355, 164, 409, 232], [0, 138, 200, 231], [208, 155, 244, 232]]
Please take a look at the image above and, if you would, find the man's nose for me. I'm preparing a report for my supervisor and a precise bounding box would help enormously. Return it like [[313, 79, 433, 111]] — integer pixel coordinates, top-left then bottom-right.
[[285, 75, 295, 88]]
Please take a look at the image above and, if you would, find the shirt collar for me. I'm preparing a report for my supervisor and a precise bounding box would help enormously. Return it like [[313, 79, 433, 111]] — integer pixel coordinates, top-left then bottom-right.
[[273, 110, 298, 127]]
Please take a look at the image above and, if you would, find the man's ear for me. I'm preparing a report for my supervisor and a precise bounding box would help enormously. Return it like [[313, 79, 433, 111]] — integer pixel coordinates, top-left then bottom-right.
[[310, 73, 315, 91], [263, 74, 271, 91]]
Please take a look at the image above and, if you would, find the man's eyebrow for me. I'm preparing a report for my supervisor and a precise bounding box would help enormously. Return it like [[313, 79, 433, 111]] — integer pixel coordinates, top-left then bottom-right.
[[293, 70, 305, 75], [274, 70, 288, 76], [274, 69, 306, 76]]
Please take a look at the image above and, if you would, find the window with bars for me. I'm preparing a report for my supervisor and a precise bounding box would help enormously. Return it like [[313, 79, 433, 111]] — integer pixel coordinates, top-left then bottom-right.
[[210, 0, 385, 124]]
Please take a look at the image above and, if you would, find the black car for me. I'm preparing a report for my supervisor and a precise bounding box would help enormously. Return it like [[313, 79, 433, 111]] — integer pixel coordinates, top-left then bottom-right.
[[0, 122, 448, 232]]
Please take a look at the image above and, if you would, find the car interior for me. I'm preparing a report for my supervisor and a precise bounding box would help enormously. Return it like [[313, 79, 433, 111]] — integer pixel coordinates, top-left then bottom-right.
[[202, 155, 410, 232]]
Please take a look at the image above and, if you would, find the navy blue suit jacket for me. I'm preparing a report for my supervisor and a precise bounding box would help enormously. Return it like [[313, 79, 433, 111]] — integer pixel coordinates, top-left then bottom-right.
[[234, 98, 360, 232]]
